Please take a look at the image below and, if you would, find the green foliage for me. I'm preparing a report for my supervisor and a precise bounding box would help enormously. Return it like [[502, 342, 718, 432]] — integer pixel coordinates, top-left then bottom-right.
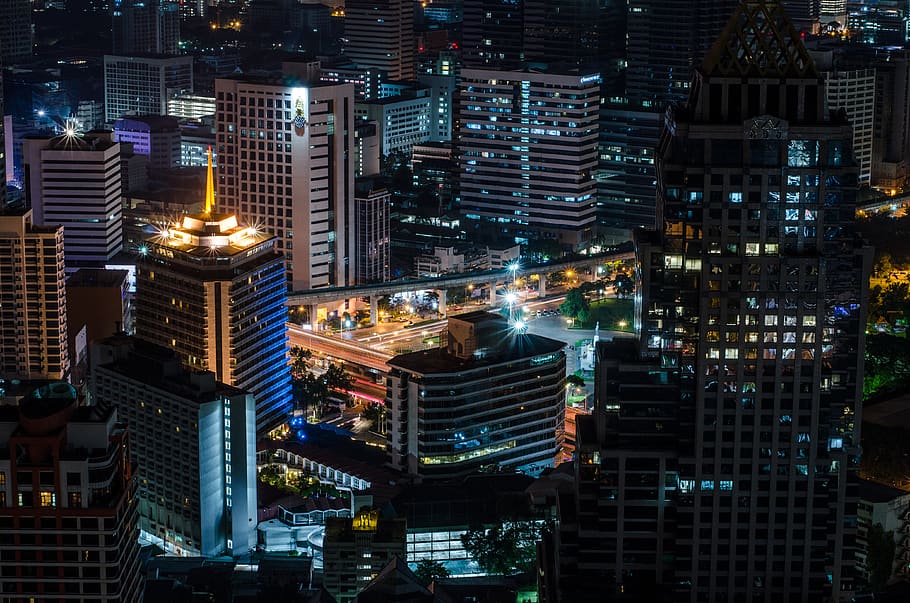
[[613, 273, 634, 298], [565, 374, 585, 388], [460, 522, 542, 575], [413, 559, 450, 585], [290, 346, 352, 419], [560, 288, 589, 319], [865, 523, 896, 592], [864, 334, 910, 401]]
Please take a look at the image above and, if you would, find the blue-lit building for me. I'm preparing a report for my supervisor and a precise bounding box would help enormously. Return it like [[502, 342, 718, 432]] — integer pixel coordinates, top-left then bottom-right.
[[387, 311, 565, 479], [135, 161, 291, 436]]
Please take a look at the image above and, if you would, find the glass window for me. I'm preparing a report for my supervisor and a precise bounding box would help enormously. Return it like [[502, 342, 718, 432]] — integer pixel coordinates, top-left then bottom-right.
[[788, 140, 818, 167]]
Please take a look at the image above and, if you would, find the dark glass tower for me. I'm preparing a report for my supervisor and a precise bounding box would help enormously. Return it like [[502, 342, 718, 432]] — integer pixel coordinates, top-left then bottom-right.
[[553, 3, 872, 601]]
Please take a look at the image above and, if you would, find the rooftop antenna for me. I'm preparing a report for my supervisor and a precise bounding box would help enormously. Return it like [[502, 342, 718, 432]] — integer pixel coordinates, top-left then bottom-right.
[[204, 146, 215, 215]]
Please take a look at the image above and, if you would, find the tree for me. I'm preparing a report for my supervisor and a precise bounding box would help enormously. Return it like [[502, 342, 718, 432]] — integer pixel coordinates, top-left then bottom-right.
[[566, 374, 585, 388], [874, 253, 895, 278], [460, 522, 541, 575], [560, 288, 589, 319], [413, 559, 450, 585], [865, 523, 896, 591], [290, 346, 312, 380], [614, 274, 634, 298]]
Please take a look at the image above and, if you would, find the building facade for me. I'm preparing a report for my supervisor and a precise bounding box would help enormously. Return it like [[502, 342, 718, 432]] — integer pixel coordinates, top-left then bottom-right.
[[343, 0, 415, 80], [551, 4, 871, 601], [0, 209, 69, 381], [355, 90, 433, 156], [113, 115, 182, 170], [458, 69, 600, 251], [823, 68, 875, 186], [134, 165, 291, 436], [0, 383, 142, 600], [215, 66, 356, 290], [386, 311, 565, 480], [23, 131, 124, 271], [0, 0, 32, 66], [103, 54, 193, 124], [90, 335, 257, 558], [353, 180, 390, 284]]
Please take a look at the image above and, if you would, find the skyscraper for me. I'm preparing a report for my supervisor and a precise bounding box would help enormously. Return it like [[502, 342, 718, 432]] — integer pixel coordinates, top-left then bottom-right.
[[103, 54, 193, 123], [23, 130, 124, 272], [343, 0, 416, 80], [0, 0, 33, 66], [0, 209, 69, 381], [112, 0, 180, 55], [551, 3, 871, 600], [90, 335, 258, 558], [215, 65, 356, 290], [135, 153, 291, 436], [0, 382, 142, 600], [458, 69, 600, 250]]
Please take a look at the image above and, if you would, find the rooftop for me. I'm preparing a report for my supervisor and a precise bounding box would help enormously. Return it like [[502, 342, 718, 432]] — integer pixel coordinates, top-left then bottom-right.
[[67, 268, 129, 288], [858, 478, 910, 504], [146, 211, 276, 259]]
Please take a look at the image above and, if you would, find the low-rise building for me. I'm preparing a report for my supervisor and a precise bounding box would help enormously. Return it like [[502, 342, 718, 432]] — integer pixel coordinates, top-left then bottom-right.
[[387, 311, 565, 479]]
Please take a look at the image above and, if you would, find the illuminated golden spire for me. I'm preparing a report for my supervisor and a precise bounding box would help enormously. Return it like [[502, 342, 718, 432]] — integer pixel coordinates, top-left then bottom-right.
[[204, 146, 215, 215]]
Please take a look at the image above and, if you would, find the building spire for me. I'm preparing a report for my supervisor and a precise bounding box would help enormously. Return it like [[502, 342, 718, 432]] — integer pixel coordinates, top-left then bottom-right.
[[204, 146, 215, 215]]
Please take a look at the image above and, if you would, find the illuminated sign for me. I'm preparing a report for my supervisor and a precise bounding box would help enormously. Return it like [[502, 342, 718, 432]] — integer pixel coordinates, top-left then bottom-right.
[[530, 352, 562, 366], [580, 74, 602, 85], [352, 510, 379, 532], [292, 89, 308, 137]]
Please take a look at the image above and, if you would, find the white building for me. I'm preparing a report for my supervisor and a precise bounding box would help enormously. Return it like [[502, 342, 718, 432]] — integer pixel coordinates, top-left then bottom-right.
[[0, 209, 69, 381], [104, 54, 193, 123], [824, 68, 876, 185], [90, 335, 258, 558], [22, 130, 123, 271], [355, 89, 433, 156], [215, 63, 356, 290], [168, 93, 216, 120], [458, 69, 600, 251], [418, 73, 455, 142]]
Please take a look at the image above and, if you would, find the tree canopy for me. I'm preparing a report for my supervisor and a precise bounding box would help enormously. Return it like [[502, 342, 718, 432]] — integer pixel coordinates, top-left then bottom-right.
[[460, 522, 542, 576]]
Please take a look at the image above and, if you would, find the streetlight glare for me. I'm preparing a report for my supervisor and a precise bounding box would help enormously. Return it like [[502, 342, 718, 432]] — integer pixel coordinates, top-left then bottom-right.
[[505, 292, 518, 304]]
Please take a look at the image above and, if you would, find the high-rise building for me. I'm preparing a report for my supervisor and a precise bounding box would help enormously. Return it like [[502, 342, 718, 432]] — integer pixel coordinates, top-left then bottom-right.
[[550, 3, 871, 601], [0, 0, 33, 66], [343, 0, 416, 80], [215, 65, 355, 290], [22, 130, 124, 272], [1, 70, 5, 210], [0, 381, 142, 600], [0, 209, 69, 381], [458, 69, 600, 251], [90, 335, 258, 557], [387, 311, 565, 479], [355, 88, 433, 156], [103, 55, 193, 124], [823, 68, 875, 186], [112, 0, 180, 55], [598, 0, 740, 234], [353, 179, 390, 284], [135, 154, 291, 436]]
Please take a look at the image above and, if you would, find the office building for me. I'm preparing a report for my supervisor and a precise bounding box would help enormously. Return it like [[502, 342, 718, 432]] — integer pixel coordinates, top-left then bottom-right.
[[112, 0, 180, 55], [23, 130, 124, 271], [0, 209, 69, 381], [0, 0, 32, 66], [355, 120, 381, 177], [387, 311, 565, 480], [0, 382, 142, 600], [104, 55, 193, 124], [549, 3, 871, 600], [113, 115, 182, 170], [355, 89, 432, 156], [823, 68, 875, 186], [1, 73, 5, 210], [417, 73, 455, 142], [90, 335, 257, 557], [319, 62, 387, 101], [215, 65, 355, 290], [323, 509, 407, 603], [353, 179, 390, 284], [458, 69, 599, 251], [343, 0, 415, 80], [134, 156, 291, 436]]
